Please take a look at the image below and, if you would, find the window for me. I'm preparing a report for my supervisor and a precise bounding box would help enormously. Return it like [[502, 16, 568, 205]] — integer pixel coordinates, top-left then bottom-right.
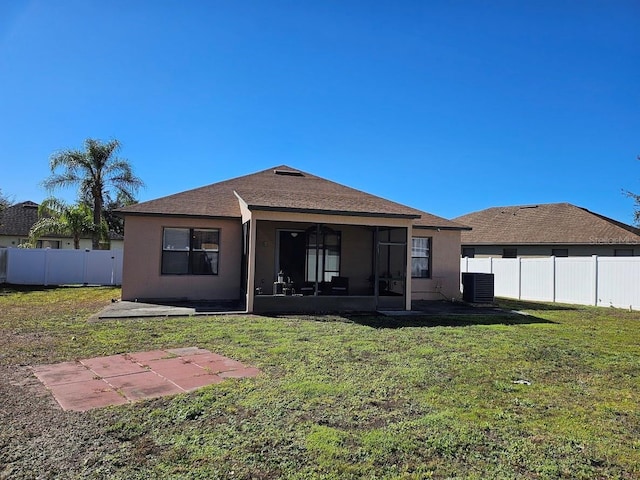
[[306, 229, 341, 282], [503, 248, 517, 258], [162, 228, 219, 275], [614, 249, 633, 257], [411, 237, 431, 278], [552, 248, 568, 257], [462, 247, 475, 258], [37, 240, 60, 249]]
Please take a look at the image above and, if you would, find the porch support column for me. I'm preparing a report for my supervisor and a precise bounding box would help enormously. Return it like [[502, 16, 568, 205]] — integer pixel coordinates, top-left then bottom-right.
[[314, 223, 320, 295], [246, 217, 258, 313], [405, 225, 412, 311]]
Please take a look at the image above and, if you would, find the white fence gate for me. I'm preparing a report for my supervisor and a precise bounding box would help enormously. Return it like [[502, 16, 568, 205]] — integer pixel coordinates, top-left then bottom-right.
[[0, 248, 123, 286], [461, 256, 640, 310]]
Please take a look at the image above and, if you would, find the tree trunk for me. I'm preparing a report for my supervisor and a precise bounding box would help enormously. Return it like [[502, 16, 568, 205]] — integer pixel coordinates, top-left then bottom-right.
[[92, 195, 102, 250]]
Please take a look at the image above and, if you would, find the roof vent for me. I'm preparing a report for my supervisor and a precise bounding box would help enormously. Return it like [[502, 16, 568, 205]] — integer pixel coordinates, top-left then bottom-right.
[[274, 169, 304, 177]]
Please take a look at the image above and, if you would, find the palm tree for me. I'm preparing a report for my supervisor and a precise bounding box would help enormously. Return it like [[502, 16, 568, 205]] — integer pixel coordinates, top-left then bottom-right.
[[29, 199, 96, 249], [42, 138, 144, 249]]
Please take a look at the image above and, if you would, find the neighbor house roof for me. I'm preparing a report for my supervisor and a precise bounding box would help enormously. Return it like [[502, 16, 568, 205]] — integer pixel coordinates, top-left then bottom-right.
[[0, 201, 39, 236], [455, 203, 640, 245], [120, 165, 468, 230], [0, 201, 124, 240]]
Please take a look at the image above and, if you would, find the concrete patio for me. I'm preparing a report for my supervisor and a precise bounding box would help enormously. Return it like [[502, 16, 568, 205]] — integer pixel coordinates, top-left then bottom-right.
[[32, 347, 260, 411]]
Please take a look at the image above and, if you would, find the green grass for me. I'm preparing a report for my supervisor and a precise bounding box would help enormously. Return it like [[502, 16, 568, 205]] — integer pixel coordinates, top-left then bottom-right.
[[1, 286, 639, 479]]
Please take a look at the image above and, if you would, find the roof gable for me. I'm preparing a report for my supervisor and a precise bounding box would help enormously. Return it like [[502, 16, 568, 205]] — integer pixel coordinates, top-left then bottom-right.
[[455, 203, 640, 245], [120, 165, 467, 229], [0, 201, 40, 236]]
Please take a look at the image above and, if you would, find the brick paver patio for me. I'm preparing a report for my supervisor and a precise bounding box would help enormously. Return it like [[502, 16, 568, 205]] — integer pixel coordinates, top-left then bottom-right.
[[32, 347, 260, 411]]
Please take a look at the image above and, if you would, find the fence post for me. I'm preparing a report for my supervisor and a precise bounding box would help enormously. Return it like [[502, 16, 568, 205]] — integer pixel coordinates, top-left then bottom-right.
[[592, 255, 598, 306], [551, 256, 556, 303], [518, 257, 522, 300], [43, 249, 50, 286], [82, 249, 90, 285]]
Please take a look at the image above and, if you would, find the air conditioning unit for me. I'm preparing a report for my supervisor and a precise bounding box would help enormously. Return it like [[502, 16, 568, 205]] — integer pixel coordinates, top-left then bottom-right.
[[462, 273, 494, 303]]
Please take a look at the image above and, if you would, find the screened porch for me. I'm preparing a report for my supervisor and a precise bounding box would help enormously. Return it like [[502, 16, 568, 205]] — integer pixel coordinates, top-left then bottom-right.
[[250, 220, 411, 313]]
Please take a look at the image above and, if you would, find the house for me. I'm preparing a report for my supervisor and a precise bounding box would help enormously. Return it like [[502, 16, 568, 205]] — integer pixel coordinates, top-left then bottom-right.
[[455, 203, 640, 258], [0, 201, 124, 250], [118, 165, 470, 313]]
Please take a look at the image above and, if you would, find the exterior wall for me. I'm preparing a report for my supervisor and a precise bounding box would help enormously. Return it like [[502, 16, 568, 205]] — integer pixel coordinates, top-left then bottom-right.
[[465, 244, 640, 258], [412, 228, 462, 301], [254, 221, 375, 295], [121, 215, 242, 301], [0, 235, 123, 250]]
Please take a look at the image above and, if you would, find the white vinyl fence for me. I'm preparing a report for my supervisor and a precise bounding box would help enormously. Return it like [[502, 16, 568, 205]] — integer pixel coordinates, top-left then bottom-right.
[[461, 256, 640, 310], [0, 248, 123, 286]]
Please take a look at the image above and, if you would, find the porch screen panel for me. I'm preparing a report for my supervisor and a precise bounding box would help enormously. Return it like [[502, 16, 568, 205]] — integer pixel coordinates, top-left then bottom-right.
[[324, 232, 340, 281], [305, 229, 341, 282]]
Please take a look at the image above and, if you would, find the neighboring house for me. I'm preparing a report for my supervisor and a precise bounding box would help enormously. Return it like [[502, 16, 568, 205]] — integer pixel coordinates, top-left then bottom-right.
[[455, 203, 640, 258], [118, 165, 470, 313], [0, 201, 124, 250]]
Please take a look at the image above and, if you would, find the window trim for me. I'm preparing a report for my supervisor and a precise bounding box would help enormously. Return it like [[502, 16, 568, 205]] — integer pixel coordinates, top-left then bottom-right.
[[161, 227, 220, 275], [411, 236, 432, 279]]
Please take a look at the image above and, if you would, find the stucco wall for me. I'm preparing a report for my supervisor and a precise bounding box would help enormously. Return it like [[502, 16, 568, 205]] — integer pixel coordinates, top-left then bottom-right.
[[411, 228, 462, 301], [121, 215, 242, 301]]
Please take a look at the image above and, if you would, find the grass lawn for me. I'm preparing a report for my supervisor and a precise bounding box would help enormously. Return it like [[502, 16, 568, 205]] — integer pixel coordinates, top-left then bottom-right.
[[1, 286, 639, 479]]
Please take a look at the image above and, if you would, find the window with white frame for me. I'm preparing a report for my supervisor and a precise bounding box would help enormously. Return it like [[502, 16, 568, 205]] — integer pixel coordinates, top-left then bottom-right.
[[162, 228, 219, 275], [411, 237, 431, 278]]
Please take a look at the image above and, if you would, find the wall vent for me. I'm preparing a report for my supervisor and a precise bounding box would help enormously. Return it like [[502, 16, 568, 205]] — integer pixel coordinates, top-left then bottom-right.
[[274, 169, 304, 177]]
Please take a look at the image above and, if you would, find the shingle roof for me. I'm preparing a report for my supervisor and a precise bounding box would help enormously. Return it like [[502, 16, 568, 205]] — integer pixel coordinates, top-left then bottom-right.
[[119, 165, 468, 230], [0, 201, 40, 236], [0, 201, 124, 240], [455, 203, 640, 245]]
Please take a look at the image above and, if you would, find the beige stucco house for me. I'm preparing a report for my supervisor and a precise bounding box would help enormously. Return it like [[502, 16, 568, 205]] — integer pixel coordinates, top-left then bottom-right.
[[456, 203, 640, 258], [118, 166, 469, 313]]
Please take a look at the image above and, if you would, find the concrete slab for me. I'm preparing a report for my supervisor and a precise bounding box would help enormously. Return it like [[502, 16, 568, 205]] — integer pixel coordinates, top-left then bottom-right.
[[81, 354, 146, 378], [186, 355, 245, 373], [32, 361, 98, 386], [93, 300, 245, 320], [32, 347, 261, 411], [51, 379, 128, 411], [107, 371, 184, 400], [127, 349, 174, 364]]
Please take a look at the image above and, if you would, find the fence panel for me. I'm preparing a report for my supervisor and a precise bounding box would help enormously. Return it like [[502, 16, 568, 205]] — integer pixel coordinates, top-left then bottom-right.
[[46, 249, 86, 285], [555, 257, 595, 305], [3, 248, 123, 286], [520, 258, 554, 302], [491, 259, 520, 298], [85, 250, 123, 285], [596, 257, 640, 309], [0, 248, 7, 283], [461, 256, 640, 310], [6, 249, 47, 284]]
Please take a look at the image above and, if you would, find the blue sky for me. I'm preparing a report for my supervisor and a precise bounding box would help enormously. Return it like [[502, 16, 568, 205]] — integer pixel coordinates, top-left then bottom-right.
[[1, 0, 638, 223]]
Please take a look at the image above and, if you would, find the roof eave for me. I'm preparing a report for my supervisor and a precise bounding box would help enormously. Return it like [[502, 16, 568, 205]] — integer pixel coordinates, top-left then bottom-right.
[[247, 205, 420, 219], [414, 225, 472, 231]]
